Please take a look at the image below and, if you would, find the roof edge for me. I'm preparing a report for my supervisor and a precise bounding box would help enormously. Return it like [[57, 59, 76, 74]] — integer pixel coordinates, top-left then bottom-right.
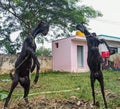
[[98, 34, 120, 40]]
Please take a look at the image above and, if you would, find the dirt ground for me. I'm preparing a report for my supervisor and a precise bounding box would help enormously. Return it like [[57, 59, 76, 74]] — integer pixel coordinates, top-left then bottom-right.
[[0, 96, 98, 109]]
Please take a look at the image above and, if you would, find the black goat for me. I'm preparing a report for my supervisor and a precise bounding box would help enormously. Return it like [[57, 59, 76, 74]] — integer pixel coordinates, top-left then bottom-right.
[[4, 21, 49, 108], [76, 23, 110, 108]]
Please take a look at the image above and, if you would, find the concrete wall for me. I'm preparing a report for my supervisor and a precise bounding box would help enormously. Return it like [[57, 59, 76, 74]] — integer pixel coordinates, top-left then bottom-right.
[[71, 37, 89, 72], [0, 54, 52, 74], [52, 37, 72, 72]]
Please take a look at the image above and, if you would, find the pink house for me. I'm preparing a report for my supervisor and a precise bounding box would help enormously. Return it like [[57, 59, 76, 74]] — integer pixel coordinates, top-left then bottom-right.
[[52, 34, 120, 73], [52, 35, 89, 73]]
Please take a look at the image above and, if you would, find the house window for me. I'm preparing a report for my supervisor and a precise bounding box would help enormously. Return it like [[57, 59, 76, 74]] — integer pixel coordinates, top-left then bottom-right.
[[77, 46, 84, 67], [55, 43, 59, 48]]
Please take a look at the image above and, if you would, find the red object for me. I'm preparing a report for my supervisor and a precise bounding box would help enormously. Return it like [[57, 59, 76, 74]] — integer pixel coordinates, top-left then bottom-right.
[[101, 51, 110, 58]]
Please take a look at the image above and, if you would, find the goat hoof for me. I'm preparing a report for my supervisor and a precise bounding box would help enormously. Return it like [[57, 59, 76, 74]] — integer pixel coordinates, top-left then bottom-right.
[[34, 79, 38, 84], [95, 101, 100, 107], [34, 78, 39, 84], [92, 101, 100, 107]]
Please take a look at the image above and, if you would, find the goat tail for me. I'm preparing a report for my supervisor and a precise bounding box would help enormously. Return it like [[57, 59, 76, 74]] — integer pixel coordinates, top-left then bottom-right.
[[9, 69, 15, 80]]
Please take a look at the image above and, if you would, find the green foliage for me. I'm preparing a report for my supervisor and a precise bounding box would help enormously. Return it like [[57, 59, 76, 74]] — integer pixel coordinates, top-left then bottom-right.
[[36, 47, 52, 56], [0, 0, 102, 54], [0, 90, 8, 100], [0, 37, 21, 54]]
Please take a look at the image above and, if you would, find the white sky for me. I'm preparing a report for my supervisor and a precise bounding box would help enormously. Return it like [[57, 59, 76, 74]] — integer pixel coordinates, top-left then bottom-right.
[[81, 0, 120, 37]]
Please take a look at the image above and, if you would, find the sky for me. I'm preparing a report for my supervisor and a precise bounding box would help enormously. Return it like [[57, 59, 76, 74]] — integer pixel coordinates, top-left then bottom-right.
[[80, 0, 120, 37]]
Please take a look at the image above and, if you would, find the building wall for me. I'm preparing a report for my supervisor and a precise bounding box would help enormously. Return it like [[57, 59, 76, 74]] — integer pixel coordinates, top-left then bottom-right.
[[52, 36, 89, 73], [0, 54, 52, 74], [107, 41, 120, 48], [52, 37, 72, 71], [98, 35, 120, 53], [99, 40, 120, 53], [71, 39, 89, 72]]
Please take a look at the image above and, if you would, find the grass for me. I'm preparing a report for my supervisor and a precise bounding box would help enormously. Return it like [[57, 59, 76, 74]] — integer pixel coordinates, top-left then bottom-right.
[[0, 70, 120, 108]]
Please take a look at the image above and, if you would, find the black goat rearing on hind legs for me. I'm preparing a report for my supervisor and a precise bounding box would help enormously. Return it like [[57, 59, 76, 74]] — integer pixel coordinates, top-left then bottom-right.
[[4, 21, 49, 108], [76, 23, 111, 108]]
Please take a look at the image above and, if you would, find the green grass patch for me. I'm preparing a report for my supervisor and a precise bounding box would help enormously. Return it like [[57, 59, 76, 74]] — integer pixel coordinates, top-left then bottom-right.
[[0, 70, 120, 108]]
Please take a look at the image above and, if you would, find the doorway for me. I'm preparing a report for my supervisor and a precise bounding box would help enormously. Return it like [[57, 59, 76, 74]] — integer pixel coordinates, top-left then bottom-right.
[[77, 46, 84, 67]]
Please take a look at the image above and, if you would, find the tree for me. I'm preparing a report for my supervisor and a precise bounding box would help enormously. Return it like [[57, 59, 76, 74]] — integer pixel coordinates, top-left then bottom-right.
[[0, 0, 102, 54], [36, 47, 52, 56]]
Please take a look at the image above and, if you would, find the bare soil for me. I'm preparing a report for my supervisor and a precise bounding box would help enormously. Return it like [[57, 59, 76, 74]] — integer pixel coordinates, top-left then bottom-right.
[[0, 96, 97, 109]]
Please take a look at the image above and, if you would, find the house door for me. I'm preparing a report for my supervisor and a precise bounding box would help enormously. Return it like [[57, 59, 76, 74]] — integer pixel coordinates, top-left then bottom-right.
[[77, 46, 84, 67]]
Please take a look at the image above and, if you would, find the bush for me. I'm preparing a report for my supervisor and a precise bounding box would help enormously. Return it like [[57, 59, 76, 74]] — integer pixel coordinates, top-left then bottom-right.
[[36, 47, 52, 56]]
